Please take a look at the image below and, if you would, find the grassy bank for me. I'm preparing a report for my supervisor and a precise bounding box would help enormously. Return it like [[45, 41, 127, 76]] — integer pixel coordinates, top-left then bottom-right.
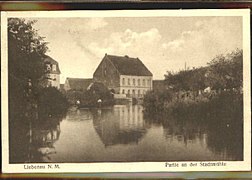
[[143, 90, 243, 123]]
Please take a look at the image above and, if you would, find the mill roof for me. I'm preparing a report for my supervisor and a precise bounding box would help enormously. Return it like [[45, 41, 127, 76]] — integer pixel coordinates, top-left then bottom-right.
[[43, 55, 61, 74], [66, 78, 93, 91], [105, 54, 153, 76]]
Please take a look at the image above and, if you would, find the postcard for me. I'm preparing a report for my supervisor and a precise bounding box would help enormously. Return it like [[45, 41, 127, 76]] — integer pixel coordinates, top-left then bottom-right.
[[1, 9, 251, 173]]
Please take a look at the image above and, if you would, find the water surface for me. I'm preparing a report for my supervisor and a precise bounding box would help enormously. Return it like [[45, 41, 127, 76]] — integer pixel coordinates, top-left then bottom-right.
[[10, 104, 243, 163]]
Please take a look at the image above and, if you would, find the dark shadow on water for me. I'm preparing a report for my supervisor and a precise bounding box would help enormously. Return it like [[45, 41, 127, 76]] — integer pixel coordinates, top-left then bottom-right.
[[9, 113, 65, 163]]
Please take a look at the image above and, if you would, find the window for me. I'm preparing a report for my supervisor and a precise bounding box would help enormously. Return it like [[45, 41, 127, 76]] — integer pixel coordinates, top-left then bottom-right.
[[132, 89, 135, 95], [46, 64, 51, 71], [122, 89, 125, 94], [138, 90, 141, 97], [128, 78, 130, 85], [128, 89, 130, 94], [147, 79, 150, 86], [52, 64, 56, 71], [138, 79, 140, 86], [122, 78, 125, 85], [133, 79, 135, 86], [143, 79, 146, 86], [143, 90, 146, 94]]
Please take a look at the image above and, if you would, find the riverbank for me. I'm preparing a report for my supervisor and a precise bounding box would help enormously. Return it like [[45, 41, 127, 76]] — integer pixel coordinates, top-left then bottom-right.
[[143, 90, 243, 123]]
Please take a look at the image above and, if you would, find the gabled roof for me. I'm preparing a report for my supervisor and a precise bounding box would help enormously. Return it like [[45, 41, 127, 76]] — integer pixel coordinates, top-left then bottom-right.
[[106, 54, 152, 76], [43, 55, 61, 74], [66, 78, 93, 91]]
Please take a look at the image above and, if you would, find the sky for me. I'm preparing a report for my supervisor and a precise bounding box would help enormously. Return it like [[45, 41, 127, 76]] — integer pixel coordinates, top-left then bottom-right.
[[33, 16, 242, 83]]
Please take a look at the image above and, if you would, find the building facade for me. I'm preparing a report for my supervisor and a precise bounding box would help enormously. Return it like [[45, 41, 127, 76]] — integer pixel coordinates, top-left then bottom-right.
[[93, 54, 153, 98], [43, 55, 61, 89]]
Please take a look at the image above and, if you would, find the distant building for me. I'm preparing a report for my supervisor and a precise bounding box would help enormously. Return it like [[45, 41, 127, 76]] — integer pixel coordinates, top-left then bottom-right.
[[64, 78, 93, 91], [93, 54, 153, 98], [43, 55, 61, 89]]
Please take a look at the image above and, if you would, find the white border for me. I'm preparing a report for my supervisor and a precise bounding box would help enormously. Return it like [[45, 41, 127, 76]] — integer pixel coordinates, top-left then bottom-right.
[[1, 9, 251, 173]]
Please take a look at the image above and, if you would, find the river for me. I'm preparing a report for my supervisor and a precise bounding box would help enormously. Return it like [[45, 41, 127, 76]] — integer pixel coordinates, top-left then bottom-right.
[[10, 104, 243, 163]]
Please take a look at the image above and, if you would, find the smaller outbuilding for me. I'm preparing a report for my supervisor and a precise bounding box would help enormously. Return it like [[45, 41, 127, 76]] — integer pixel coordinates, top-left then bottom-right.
[[64, 78, 93, 91]]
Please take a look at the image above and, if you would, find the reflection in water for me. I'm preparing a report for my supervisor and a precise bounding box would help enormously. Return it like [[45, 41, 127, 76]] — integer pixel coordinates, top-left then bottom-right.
[[31, 118, 61, 162], [92, 105, 146, 146], [9, 104, 243, 163], [162, 120, 206, 147], [144, 111, 243, 161]]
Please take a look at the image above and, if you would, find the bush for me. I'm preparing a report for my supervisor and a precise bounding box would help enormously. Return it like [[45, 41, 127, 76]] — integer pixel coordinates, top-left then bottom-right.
[[37, 87, 69, 119], [143, 90, 172, 114], [79, 82, 114, 108]]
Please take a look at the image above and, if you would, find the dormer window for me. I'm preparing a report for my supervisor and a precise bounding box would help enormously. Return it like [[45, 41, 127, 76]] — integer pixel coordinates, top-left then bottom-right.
[[52, 64, 56, 71], [46, 64, 51, 71]]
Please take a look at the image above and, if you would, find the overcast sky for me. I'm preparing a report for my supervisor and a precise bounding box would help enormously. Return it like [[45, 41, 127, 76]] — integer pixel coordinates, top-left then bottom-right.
[[33, 16, 242, 83]]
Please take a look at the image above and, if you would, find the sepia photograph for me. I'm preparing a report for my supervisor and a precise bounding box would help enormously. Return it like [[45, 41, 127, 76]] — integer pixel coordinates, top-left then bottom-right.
[[1, 9, 251, 173]]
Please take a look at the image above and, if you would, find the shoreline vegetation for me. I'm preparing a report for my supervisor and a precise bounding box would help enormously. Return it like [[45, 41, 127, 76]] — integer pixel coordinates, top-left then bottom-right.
[[64, 82, 115, 108], [143, 49, 243, 124]]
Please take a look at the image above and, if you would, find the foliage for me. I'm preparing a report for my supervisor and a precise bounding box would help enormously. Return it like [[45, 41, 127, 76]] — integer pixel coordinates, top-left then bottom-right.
[[8, 18, 50, 162], [144, 91, 243, 124], [8, 18, 48, 84], [8, 18, 50, 125], [164, 49, 242, 91], [37, 87, 69, 119], [165, 68, 207, 91], [143, 90, 172, 113], [144, 49, 243, 124], [206, 49, 243, 90], [80, 83, 114, 107], [65, 90, 83, 105], [65, 82, 115, 107]]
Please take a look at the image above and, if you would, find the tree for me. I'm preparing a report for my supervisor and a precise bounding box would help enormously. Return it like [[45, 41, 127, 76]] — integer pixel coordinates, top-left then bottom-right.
[[206, 49, 242, 90], [8, 18, 51, 163], [8, 18, 49, 125], [37, 87, 68, 119], [8, 18, 48, 80], [79, 82, 114, 107], [164, 68, 207, 92]]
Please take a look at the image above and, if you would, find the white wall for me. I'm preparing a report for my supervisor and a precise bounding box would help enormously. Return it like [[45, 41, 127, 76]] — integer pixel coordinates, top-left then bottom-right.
[[119, 75, 152, 97], [48, 74, 60, 89]]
